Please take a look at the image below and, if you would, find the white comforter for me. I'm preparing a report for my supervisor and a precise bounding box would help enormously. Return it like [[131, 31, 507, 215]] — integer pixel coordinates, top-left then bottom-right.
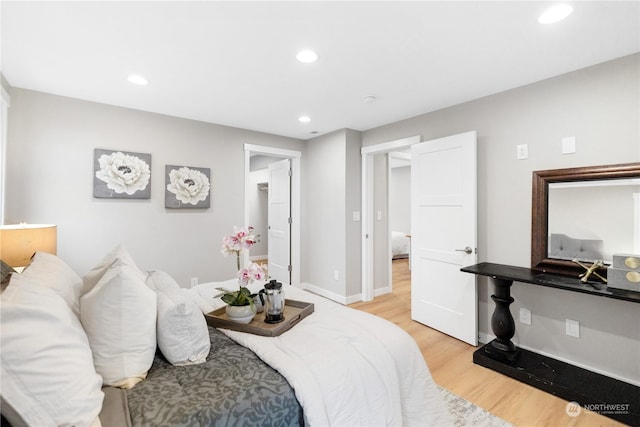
[[188, 280, 452, 427]]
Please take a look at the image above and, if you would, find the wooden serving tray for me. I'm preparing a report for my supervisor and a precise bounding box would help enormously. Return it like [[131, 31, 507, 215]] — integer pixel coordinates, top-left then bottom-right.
[[205, 299, 314, 337]]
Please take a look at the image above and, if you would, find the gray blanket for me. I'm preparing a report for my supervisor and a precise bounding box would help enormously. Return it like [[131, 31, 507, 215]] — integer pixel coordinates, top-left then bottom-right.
[[125, 326, 303, 427]]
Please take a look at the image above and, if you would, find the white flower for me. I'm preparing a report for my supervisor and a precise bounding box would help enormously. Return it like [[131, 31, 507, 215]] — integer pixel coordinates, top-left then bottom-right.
[[96, 152, 150, 195], [166, 167, 211, 205]]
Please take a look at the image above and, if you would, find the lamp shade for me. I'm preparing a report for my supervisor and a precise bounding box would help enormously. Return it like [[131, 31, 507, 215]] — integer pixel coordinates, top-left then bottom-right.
[[0, 224, 57, 268]]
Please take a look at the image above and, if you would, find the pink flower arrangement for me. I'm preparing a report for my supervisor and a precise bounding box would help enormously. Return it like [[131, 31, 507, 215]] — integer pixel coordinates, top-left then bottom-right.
[[221, 225, 266, 286], [237, 262, 267, 286], [221, 226, 258, 270]]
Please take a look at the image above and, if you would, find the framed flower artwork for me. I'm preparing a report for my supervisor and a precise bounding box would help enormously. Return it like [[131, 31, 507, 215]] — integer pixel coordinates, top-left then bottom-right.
[[93, 149, 152, 199], [165, 165, 211, 209]]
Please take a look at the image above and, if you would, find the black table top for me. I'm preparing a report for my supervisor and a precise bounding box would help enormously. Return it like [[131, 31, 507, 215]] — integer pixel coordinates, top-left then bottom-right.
[[461, 262, 640, 304]]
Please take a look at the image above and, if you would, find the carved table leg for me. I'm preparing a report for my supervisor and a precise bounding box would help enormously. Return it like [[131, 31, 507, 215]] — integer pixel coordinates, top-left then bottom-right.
[[485, 277, 520, 361]]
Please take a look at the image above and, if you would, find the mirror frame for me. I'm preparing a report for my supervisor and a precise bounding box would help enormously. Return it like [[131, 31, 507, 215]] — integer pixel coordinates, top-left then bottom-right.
[[532, 162, 640, 277]]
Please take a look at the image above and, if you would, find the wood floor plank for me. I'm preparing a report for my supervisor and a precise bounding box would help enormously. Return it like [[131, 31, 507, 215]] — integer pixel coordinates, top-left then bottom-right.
[[349, 259, 623, 427]]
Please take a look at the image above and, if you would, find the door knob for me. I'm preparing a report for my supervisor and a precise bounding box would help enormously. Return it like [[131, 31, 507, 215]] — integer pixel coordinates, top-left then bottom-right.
[[455, 246, 473, 254]]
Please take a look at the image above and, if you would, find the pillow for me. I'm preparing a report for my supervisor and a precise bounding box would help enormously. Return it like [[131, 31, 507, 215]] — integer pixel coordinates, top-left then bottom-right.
[[80, 259, 156, 389], [81, 244, 144, 296], [10, 252, 83, 317], [146, 270, 210, 366], [1, 259, 16, 291], [0, 284, 104, 426]]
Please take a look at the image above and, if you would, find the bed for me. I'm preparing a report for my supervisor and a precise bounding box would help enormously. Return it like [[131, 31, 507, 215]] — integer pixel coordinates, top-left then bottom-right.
[[392, 231, 410, 259], [0, 246, 452, 427]]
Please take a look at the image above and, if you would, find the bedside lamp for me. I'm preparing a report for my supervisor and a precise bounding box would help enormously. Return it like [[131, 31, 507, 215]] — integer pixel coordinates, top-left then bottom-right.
[[0, 224, 57, 269]]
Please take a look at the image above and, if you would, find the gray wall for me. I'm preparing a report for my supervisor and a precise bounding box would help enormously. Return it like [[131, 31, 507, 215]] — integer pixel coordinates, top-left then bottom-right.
[[390, 165, 411, 233], [362, 54, 640, 384], [5, 89, 303, 286], [302, 130, 347, 297], [302, 128, 363, 300]]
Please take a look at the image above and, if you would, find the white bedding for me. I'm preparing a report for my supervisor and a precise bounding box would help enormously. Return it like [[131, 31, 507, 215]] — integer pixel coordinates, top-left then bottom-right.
[[188, 280, 452, 427], [392, 231, 410, 258]]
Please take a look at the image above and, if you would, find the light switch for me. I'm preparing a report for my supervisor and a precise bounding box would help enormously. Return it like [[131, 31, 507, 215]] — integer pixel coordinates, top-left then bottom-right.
[[352, 211, 361, 221], [562, 136, 576, 154], [516, 144, 528, 160], [377, 210, 383, 221]]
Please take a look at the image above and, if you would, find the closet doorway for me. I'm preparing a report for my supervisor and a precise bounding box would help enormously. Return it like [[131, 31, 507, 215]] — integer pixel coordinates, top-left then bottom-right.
[[244, 144, 301, 286]]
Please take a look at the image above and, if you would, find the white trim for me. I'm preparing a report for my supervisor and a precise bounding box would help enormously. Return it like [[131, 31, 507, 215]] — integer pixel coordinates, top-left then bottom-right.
[[361, 135, 420, 302], [300, 282, 350, 305], [361, 135, 421, 155], [478, 331, 639, 386], [515, 342, 640, 387], [298, 282, 392, 305], [244, 144, 301, 287]]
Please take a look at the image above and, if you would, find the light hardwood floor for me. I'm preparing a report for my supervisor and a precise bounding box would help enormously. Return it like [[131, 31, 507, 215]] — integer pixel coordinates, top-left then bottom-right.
[[349, 259, 623, 427]]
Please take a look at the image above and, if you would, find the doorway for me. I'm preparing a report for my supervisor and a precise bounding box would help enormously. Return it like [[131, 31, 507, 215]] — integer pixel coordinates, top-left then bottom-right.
[[243, 144, 301, 286], [361, 136, 420, 301]]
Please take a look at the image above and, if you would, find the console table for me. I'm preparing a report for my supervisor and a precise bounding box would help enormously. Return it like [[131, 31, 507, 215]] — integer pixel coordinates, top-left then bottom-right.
[[461, 262, 639, 425]]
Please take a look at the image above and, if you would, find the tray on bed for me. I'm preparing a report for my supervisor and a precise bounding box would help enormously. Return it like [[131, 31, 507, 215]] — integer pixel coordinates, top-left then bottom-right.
[[205, 299, 314, 337]]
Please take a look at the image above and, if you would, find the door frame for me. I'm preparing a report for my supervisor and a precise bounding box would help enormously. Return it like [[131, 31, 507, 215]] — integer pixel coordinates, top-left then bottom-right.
[[361, 135, 420, 301], [244, 144, 301, 286]]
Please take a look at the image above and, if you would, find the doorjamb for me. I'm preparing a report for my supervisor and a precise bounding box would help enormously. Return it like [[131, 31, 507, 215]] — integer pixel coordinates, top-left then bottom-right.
[[244, 144, 301, 287], [361, 135, 420, 301]]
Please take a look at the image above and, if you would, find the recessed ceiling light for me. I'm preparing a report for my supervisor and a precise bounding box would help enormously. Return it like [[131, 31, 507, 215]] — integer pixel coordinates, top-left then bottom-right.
[[296, 50, 318, 63], [538, 4, 573, 24], [127, 74, 149, 85], [363, 95, 377, 104], [298, 115, 311, 123]]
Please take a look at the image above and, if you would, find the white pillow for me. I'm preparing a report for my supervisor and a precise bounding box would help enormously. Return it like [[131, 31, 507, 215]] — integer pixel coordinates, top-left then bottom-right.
[[80, 259, 157, 389], [12, 252, 83, 317], [146, 270, 210, 366], [0, 284, 104, 426], [81, 244, 144, 296]]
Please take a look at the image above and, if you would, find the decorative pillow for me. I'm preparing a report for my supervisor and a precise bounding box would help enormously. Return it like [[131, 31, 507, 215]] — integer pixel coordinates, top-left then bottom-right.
[[10, 252, 83, 317], [80, 259, 156, 389], [0, 284, 104, 426], [146, 270, 210, 366], [1, 259, 16, 290], [81, 244, 145, 296]]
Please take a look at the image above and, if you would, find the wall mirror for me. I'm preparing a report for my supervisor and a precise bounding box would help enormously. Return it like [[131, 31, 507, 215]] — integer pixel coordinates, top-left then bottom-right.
[[532, 162, 640, 277]]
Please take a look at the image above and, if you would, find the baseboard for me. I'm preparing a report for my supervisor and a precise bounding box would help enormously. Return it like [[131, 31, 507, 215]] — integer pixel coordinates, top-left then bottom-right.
[[298, 283, 391, 305], [478, 332, 495, 345], [249, 255, 267, 262], [299, 282, 349, 305], [475, 331, 639, 387], [515, 342, 640, 387]]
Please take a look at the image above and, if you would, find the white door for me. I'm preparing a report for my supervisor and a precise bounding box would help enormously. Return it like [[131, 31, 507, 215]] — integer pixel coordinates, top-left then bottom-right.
[[268, 159, 291, 284], [410, 131, 477, 345]]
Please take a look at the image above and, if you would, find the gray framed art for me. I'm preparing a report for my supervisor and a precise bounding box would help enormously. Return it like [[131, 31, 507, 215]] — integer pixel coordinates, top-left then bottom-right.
[[165, 165, 211, 209], [93, 149, 152, 199]]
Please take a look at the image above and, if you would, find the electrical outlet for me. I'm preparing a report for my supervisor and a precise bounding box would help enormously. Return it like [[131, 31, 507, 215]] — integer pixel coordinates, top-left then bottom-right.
[[190, 277, 198, 288], [566, 318, 580, 338], [519, 308, 532, 325]]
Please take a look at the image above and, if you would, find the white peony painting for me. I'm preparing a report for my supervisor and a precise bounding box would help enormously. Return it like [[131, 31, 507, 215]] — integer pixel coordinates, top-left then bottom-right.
[[93, 149, 151, 199], [165, 165, 211, 209]]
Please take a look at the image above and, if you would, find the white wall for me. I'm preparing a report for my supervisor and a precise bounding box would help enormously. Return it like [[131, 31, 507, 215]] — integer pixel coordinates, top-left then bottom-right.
[[362, 53, 640, 384], [5, 89, 304, 286]]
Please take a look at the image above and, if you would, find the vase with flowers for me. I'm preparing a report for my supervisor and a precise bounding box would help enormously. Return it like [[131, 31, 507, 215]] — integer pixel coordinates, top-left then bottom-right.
[[218, 226, 267, 323]]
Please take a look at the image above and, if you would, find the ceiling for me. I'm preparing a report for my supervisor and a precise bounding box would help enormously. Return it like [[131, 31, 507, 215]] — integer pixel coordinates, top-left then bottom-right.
[[2, 1, 639, 140]]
